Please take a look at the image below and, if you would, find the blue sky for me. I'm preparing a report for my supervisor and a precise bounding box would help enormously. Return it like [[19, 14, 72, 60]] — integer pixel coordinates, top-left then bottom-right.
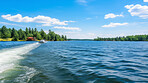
[[0, 0, 148, 39]]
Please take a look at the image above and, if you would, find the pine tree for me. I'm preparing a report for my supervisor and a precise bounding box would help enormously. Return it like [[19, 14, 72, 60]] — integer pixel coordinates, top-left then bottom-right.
[[40, 29, 46, 39], [18, 29, 23, 40], [12, 30, 19, 41], [29, 27, 32, 33], [25, 27, 29, 37], [32, 28, 34, 34], [35, 28, 37, 32], [61, 35, 64, 41], [22, 32, 27, 40], [11, 28, 15, 38], [64, 35, 67, 41], [0, 26, 68, 41]]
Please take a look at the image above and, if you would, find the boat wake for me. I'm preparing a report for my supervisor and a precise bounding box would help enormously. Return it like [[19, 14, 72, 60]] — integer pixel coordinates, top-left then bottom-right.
[[0, 42, 40, 82]]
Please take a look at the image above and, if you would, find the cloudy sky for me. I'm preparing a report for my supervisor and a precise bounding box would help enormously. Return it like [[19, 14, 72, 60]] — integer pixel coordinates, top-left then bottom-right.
[[0, 0, 148, 39]]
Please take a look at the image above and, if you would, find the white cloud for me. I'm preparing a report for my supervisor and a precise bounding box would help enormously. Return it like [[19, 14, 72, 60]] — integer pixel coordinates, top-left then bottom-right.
[[1, 14, 74, 26], [104, 13, 123, 19], [54, 26, 81, 30], [76, 0, 88, 6], [77, 0, 87, 3], [102, 22, 128, 27], [125, 4, 148, 19], [86, 18, 92, 20], [0, 22, 24, 27], [144, 0, 148, 2], [65, 31, 77, 34]]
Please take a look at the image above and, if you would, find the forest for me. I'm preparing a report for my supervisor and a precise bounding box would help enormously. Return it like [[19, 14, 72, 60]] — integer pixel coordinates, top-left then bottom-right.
[[0, 26, 67, 41], [94, 35, 148, 41]]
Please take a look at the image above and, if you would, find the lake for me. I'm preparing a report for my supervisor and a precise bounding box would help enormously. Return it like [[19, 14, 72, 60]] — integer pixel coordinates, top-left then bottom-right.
[[0, 41, 148, 83]]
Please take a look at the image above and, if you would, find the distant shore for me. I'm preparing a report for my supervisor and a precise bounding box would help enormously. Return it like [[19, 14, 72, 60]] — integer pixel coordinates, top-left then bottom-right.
[[0, 38, 68, 41], [1, 38, 148, 41]]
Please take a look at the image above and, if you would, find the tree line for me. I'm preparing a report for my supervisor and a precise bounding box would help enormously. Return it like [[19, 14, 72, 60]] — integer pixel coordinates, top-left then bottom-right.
[[94, 35, 148, 41], [0, 26, 67, 41]]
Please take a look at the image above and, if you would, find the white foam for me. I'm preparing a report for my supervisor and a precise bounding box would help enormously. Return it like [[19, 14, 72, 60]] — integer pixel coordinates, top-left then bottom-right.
[[0, 42, 40, 74], [15, 66, 40, 83]]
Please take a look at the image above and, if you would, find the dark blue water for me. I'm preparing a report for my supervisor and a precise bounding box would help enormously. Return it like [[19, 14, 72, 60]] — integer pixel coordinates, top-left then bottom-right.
[[0, 41, 148, 83]]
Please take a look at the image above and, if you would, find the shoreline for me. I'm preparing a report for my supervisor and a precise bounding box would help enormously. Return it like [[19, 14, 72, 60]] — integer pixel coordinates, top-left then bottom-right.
[[0, 38, 68, 41]]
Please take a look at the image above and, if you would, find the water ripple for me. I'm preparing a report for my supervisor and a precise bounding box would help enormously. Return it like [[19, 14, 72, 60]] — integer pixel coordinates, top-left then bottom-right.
[[1, 41, 148, 83]]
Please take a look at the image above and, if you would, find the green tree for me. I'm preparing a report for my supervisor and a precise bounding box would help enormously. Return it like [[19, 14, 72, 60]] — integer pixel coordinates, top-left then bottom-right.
[[25, 27, 29, 37], [46, 35, 51, 40], [40, 29, 46, 39], [35, 28, 37, 32], [8, 28, 12, 33], [22, 32, 27, 40], [36, 32, 42, 40], [61, 35, 64, 41], [32, 28, 34, 34], [28, 33, 33, 37], [18, 29, 24, 40], [0, 26, 68, 41], [11, 28, 15, 38], [94, 35, 148, 41], [29, 27, 32, 33], [12, 30, 19, 41], [55, 34, 61, 41], [49, 31, 55, 41], [64, 35, 67, 41], [1, 26, 11, 38], [0, 32, 2, 38]]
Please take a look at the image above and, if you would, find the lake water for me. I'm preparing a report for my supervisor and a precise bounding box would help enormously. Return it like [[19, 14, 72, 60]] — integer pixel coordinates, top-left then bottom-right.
[[0, 41, 148, 83]]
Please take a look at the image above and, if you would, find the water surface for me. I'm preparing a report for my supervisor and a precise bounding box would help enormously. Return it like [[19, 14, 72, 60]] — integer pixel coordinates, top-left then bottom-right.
[[0, 41, 148, 83]]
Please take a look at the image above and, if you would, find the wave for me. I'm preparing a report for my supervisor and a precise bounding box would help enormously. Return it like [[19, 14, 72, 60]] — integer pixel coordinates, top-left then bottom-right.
[[0, 42, 40, 82]]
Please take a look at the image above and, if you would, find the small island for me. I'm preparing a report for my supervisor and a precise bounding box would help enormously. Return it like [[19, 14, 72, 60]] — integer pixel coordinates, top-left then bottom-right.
[[0, 26, 67, 41]]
